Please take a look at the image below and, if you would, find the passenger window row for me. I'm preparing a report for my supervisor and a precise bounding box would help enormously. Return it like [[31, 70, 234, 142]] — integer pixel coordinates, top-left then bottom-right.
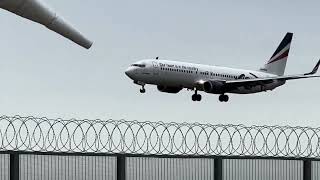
[[160, 67, 249, 80], [200, 71, 237, 79]]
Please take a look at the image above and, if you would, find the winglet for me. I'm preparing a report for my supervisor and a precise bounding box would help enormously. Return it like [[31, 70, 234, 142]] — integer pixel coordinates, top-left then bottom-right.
[[305, 59, 320, 75]]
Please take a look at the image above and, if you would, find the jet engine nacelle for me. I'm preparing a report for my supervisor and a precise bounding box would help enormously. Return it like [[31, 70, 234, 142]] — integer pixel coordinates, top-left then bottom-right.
[[157, 85, 182, 94], [0, 0, 92, 49], [203, 81, 226, 94]]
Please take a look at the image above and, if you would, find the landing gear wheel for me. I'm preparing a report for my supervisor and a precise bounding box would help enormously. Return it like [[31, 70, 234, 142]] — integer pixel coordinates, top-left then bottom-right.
[[192, 94, 197, 101], [219, 95, 224, 102], [196, 94, 202, 101], [224, 95, 229, 102], [219, 94, 229, 102], [140, 86, 146, 93], [192, 93, 202, 101]]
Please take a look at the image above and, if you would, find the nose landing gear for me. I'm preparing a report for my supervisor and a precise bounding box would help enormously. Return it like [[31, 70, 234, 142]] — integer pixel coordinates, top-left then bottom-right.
[[219, 94, 229, 102], [140, 85, 146, 93], [192, 90, 202, 101], [134, 81, 146, 94]]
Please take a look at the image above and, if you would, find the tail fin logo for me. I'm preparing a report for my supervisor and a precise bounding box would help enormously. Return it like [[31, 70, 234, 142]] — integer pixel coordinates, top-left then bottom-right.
[[267, 33, 293, 64]]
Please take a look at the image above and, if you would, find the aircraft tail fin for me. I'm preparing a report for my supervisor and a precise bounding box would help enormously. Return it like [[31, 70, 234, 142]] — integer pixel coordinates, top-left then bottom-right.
[[259, 32, 293, 76]]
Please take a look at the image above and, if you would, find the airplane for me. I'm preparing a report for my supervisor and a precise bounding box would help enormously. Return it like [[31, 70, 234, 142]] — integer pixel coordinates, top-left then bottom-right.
[[125, 32, 320, 102]]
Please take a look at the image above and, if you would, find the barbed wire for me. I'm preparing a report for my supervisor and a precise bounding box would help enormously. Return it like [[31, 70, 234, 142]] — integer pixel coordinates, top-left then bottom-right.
[[0, 115, 319, 158]]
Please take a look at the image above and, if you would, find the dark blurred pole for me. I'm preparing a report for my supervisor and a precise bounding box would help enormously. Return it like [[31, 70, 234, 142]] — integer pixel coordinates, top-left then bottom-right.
[[214, 157, 223, 180], [117, 155, 126, 180], [303, 160, 311, 180], [10, 153, 19, 180]]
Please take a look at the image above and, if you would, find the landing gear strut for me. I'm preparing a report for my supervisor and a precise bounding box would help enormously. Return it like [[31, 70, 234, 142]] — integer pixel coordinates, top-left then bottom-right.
[[219, 94, 229, 102], [134, 81, 146, 93], [140, 85, 146, 93], [192, 90, 202, 101]]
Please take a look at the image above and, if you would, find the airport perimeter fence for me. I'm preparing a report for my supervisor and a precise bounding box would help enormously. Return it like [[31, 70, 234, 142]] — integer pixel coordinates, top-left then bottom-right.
[[0, 115, 319, 180]]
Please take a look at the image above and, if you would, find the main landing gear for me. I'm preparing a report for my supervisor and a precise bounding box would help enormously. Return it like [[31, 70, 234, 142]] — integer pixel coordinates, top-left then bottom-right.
[[219, 94, 229, 102], [192, 90, 202, 101]]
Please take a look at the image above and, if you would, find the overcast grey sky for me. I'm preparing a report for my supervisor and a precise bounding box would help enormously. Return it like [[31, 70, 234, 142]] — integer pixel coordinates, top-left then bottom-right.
[[0, 0, 319, 126]]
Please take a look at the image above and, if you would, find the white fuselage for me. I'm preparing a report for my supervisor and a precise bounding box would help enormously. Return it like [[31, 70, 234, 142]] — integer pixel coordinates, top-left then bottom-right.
[[125, 59, 285, 94]]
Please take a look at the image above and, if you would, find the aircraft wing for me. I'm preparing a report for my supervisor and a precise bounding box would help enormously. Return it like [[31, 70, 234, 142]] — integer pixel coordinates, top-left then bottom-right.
[[225, 59, 320, 86], [225, 74, 320, 86]]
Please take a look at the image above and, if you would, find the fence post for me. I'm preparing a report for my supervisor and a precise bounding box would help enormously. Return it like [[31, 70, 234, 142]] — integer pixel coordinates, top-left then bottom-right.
[[303, 160, 312, 180], [10, 153, 19, 180], [117, 155, 126, 180], [214, 157, 223, 180]]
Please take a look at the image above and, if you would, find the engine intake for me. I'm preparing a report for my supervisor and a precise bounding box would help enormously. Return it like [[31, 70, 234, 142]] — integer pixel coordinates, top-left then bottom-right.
[[203, 81, 226, 94], [157, 85, 182, 94]]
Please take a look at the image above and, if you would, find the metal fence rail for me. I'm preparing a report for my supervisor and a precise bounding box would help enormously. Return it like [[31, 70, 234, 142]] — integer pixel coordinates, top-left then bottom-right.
[[223, 159, 303, 180], [126, 157, 215, 180], [312, 161, 320, 180], [0, 154, 9, 180], [0, 154, 319, 180], [18, 155, 116, 180]]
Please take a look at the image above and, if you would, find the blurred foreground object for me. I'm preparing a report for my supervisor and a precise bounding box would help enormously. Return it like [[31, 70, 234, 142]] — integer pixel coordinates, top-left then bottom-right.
[[0, 0, 93, 49]]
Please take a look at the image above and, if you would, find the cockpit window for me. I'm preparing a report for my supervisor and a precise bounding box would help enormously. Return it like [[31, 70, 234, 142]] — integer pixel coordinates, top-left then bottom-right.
[[132, 64, 146, 68]]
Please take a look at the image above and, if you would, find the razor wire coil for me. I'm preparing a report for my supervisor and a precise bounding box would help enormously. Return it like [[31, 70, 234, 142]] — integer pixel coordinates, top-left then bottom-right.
[[0, 115, 319, 158]]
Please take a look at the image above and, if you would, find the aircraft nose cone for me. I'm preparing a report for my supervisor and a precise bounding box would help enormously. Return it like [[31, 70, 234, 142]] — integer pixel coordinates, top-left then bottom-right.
[[125, 67, 134, 79]]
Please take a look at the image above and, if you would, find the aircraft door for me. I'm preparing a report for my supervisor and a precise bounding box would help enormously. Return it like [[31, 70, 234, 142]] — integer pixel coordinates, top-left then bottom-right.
[[152, 61, 160, 76], [205, 71, 210, 79]]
